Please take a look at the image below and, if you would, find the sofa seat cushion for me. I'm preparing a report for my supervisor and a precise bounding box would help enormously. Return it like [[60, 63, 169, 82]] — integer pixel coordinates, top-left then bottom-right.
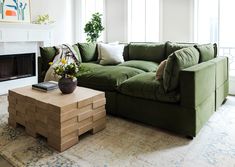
[[118, 60, 159, 72], [78, 66, 145, 91], [81, 62, 103, 70], [118, 72, 180, 103]]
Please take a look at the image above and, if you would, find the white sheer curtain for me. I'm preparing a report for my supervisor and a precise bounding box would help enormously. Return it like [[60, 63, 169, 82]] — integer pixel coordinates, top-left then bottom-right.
[[79, 0, 105, 42], [128, 0, 160, 42], [219, 0, 235, 94], [219, 0, 235, 71], [194, 0, 219, 43], [195, 0, 235, 94]]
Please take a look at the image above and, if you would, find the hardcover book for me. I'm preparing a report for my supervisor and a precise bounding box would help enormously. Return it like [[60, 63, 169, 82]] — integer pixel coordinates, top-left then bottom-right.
[[32, 81, 58, 92]]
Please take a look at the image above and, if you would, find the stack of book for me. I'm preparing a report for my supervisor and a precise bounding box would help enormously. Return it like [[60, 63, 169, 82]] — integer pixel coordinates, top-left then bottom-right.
[[32, 81, 58, 92]]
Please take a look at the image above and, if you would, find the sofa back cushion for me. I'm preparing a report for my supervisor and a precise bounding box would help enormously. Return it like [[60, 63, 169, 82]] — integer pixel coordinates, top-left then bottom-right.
[[163, 47, 200, 92], [165, 41, 195, 58], [78, 43, 98, 62], [72, 44, 82, 63], [195, 43, 217, 63], [128, 42, 166, 63], [123, 44, 129, 61], [40, 46, 57, 74]]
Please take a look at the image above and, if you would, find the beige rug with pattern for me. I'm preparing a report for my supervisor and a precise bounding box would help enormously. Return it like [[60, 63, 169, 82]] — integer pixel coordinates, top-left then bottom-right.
[[0, 95, 235, 167]]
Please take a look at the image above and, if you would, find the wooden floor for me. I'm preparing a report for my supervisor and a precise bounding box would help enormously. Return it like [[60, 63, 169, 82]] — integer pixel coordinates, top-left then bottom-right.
[[0, 156, 13, 167]]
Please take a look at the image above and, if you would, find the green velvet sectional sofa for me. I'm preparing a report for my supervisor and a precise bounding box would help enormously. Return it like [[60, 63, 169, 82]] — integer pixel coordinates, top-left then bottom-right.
[[39, 41, 229, 137]]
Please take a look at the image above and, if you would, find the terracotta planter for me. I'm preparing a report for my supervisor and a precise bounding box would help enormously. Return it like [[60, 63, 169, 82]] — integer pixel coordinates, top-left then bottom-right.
[[58, 77, 77, 94]]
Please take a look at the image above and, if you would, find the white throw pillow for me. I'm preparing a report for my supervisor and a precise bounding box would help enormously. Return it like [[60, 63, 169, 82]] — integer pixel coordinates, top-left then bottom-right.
[[99, 43, 125, 65], [108, 41, 119, 45], [97, 41, 119, 61]]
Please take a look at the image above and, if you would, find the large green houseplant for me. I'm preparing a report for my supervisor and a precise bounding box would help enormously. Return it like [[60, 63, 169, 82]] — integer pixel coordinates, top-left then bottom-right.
[[84, 13, 104, 43]]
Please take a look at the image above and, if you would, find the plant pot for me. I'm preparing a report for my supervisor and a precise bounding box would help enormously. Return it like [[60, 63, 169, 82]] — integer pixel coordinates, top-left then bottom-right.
[[58, 77, 77, 94]]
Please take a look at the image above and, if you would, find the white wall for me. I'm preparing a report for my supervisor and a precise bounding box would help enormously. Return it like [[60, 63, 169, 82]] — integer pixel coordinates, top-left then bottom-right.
[[160, 0, 194, 42], [105, 0, 127, 42], [31, 0, 75, 45]]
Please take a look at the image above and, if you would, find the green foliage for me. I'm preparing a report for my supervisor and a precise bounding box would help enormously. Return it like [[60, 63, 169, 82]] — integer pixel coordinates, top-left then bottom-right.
[[33, 14, 54, 24], [0, 0, 5, 19], [84, 12, 104, 43], [53, 59, 79, 79], [52, 59, 90, 79]]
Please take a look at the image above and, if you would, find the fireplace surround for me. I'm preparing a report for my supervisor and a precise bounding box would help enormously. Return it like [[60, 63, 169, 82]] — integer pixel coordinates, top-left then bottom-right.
[[0, 53, 36, 82], [0, 22, 54, 94]]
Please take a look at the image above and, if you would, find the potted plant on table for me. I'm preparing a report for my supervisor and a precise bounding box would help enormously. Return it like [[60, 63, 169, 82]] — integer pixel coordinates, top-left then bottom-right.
[[53, 58, 79, 94]]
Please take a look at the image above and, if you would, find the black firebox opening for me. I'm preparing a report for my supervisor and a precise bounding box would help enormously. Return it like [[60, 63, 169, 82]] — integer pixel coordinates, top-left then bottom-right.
[[0, 53, 36, 82]]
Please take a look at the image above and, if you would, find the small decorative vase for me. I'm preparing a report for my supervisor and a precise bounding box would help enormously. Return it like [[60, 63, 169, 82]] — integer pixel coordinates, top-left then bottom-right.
[[58, 77, 77, 94]]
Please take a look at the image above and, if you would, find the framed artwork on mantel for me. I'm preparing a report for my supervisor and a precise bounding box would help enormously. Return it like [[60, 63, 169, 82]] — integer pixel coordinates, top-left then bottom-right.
[[0, 0, 31, 23]]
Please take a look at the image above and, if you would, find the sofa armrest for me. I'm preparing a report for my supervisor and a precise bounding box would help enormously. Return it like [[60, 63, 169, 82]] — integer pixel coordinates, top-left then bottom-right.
[[209, 56, 229, 88], [209, 56, 229, 108], [180, 61, 216, 108]]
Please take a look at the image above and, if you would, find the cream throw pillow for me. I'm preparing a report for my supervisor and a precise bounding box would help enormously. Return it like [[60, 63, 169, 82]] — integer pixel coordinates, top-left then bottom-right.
[[99, 43, 125, 65], [97, 41, 119, 61], [156, 60, 167, 80]]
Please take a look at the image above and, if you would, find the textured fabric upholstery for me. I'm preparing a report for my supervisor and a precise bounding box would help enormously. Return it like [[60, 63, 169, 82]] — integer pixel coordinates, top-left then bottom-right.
[[195, 44, 215, 62], [78, 43, 98, 62], [72, 44, 82, 63], [39, 46, 57, 81], [128, 42, 166, 63], [180, 61, 216, 108], [78, 66, 144, 91], [118, 72, 179, 102], [163, 47, 200, 92], [118, 60, 158, 72], [165, 41, 195, 58]]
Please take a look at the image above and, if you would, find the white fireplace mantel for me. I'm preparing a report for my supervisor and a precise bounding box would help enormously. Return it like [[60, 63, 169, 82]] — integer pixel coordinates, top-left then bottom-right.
[[0, 22, 54, 45], [0, 23, 54, 95]]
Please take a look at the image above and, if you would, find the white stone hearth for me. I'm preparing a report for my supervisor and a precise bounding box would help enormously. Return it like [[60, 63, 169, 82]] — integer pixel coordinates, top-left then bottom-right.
[[0, 23, 54, 95]]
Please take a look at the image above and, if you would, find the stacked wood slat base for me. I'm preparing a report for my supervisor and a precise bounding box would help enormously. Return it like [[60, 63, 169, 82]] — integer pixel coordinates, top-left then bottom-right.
[[8, 86, 106, 152]]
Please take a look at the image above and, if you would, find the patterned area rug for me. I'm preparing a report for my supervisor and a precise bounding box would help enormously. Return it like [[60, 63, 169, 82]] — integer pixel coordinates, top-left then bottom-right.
[[0, 95, 235, 167]]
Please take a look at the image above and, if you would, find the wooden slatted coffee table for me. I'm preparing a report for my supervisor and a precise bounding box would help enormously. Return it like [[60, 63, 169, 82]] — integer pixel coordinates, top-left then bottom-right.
[[8, 86, 106, 152]]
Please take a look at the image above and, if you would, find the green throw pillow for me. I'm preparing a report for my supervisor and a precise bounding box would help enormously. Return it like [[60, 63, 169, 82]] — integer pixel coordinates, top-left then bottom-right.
[[123, 44, 129, 61], [40, 46, 57, 73], [195, 43, 216, 63], [163, 47, 200, 92], [165, 41, 195, 58], [78, 43, 98, 62], [72, 44, 82, 63], [214, 43, 218, 58]]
